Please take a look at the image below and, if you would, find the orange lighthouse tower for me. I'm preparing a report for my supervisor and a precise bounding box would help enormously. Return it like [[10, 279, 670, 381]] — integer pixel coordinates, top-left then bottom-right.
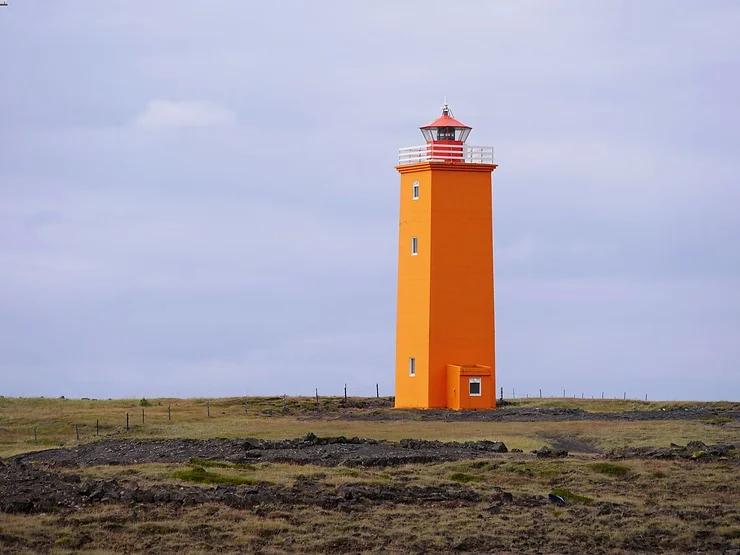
[[394, 102, 498, 410]]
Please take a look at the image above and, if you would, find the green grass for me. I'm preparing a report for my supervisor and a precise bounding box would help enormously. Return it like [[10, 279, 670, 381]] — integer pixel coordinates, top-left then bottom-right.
[[587, 462, 632, 476], [24, 438, 64, 447], [172, 466, 257, 486]]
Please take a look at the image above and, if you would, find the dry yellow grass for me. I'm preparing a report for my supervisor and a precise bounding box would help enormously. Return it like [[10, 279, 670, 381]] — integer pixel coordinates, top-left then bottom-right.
[[2, 396, 738, 458]]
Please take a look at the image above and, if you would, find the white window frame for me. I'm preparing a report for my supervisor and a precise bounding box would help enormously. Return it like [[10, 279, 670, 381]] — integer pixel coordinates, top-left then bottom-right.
[[409, 357, 416, 377], [411, 236, 418, 256], [412, 180, 419, 200], [469, 377, 482, 397]]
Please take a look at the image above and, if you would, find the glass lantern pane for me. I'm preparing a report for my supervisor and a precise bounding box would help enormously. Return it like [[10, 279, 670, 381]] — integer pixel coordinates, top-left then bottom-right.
[[421, 128, 433, 142], [438, 127, 455, 140], [457, 128, 471, 142]]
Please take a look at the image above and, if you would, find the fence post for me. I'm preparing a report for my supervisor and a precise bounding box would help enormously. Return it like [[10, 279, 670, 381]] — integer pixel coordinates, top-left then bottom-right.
[[563, 389, 566, 398], [142, 408, 145, 425], [244, 399, 248, 414], [539, 389, 542, 398], [376, 383, 379, 398], [96, 419, 99, 437], [75, 424, 79, 441], [168, 404, 172, 421], [602, 392, 604, 399], [645, 394, 648, 401], [126, 412, 129, 431], [500, 386, 503, 400], [34, 427, 38, 445], [207, 400, 210, 417], [344, 383, 347, 400], [283, 394, 286, 410], [315, 388, 319, 407], [623, 392, 626, 400]]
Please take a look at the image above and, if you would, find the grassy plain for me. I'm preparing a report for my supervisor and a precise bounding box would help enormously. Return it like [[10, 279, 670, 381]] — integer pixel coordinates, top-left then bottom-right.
[[1, 396, 738, 553], [1, 395, 737, 458]]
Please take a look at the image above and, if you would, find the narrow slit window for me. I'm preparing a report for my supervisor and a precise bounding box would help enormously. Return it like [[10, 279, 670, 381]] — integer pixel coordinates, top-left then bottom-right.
[[412, 181, 419, 200], [411, 236, 418, 255], [409, 357, 416, 377], [469, 378, 481, 396]]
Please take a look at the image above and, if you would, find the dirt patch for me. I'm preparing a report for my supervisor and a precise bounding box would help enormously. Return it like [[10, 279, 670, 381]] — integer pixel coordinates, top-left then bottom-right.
[[539, 432, 602, 454]]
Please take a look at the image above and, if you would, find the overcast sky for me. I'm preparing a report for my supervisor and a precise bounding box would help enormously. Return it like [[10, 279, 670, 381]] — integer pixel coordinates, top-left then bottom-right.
[[1, 1, 738, 401]]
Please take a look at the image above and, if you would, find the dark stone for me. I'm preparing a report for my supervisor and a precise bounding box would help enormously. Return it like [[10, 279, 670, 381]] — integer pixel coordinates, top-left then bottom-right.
[[548, 493, 566, 506], [537, 446, 568, 458], [686, 441, 707, 452]]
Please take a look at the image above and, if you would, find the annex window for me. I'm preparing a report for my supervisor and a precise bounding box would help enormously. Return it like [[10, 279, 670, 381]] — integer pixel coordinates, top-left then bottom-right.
[[412, 180, 419, 200], [409, 357, 416, 377], [469, 378, 481, 396], [411, 236, 418, 255]]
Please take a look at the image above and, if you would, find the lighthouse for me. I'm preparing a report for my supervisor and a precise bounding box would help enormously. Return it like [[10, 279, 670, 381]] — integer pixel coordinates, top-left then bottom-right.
[[394, 102, 498, 410]]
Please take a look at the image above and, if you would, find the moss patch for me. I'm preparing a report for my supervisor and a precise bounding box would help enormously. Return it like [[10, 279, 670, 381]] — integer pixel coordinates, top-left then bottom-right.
[[172, 466, 257, 486]]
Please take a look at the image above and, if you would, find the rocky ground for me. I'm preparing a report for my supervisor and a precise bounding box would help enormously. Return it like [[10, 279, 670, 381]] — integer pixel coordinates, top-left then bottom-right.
[[2, 435, 736, 517], [10, 435, 510, 468], [0, 457, 490, 515], [1, 433, 738, 553], [606, 440, 738, 461], [333, 404, 740, 422]]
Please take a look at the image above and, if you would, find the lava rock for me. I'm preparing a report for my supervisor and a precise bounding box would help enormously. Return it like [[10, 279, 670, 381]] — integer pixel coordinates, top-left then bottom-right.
[[536, 446, 568, 458]]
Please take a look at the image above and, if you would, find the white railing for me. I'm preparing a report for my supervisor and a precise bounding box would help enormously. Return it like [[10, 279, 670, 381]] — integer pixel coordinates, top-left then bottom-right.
[[398, 144, 494, 165]]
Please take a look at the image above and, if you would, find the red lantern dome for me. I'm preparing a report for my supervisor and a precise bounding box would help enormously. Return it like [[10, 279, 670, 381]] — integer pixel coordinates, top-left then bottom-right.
[[419, 101, 472, 144]]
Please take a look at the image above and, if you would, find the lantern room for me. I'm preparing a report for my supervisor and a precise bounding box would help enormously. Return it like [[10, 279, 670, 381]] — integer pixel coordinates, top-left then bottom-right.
[[419, 102, 472, 144], [398, 101, 493, 165]]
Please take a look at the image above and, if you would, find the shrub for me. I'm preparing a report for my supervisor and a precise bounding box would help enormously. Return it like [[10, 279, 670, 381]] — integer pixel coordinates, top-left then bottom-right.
[[139, 398, 152, 407]]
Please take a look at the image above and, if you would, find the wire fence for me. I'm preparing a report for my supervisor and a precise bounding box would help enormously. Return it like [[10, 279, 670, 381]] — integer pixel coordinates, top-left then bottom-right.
[[499, 387, 651, 402], [21, 383, 662, 446]]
